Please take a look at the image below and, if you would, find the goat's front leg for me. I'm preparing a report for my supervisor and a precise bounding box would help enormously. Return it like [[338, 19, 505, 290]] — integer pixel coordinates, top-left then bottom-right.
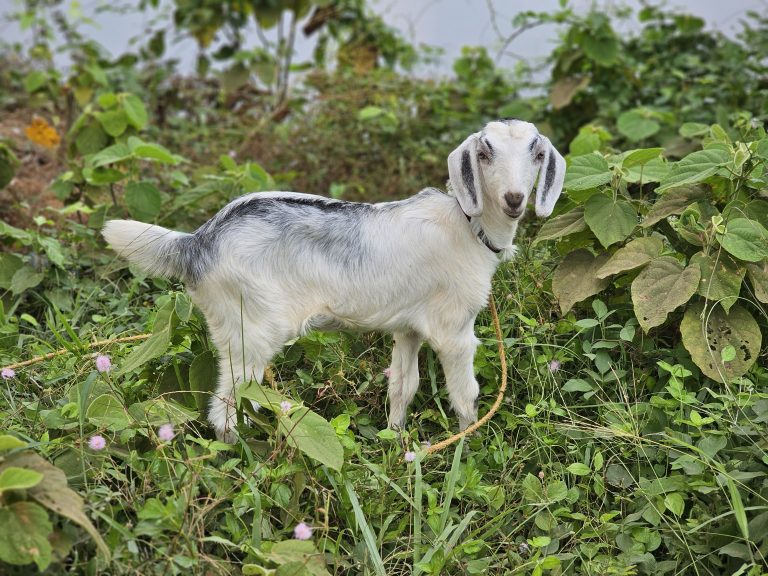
[[386, 331, 423, 429], [431, 328, 480, 430]]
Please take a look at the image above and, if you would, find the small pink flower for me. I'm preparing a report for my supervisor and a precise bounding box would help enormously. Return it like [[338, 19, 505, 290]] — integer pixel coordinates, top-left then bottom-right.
[[404, 451, 416, 463], [548, 359, 561, 373], [383, 368, 392, 379], [95, 355, 112, 373], [293, 522, 313, 540], [538, 470, 545, 480], [280, 400, 292, 413], [88, 435, 106, 451], [158, 423, 175, 442], [1, 367, 15, 379]]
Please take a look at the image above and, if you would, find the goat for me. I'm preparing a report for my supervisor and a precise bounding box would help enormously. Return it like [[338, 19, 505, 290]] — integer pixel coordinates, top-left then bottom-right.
[[102, 119, 566, 442]]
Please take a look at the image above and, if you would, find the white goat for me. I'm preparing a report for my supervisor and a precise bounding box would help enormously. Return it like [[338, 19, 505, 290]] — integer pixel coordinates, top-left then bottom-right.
[[102, 119, 566, 442]]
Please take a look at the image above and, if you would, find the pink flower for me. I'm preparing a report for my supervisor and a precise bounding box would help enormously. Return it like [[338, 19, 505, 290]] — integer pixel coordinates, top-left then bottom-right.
[[280, 400, 292, 413], [548, 359, 561, 373], [404, 451, 416, 463], [293, 522, 313, 540], [158, 423, 175, 442], [95, 355, 112, 373], [88, 435, 106, 451], [1, 367, 15, 379], [383, 368, 392, 379]]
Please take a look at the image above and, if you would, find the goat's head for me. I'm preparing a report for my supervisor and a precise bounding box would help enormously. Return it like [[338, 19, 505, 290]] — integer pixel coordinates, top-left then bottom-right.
[[447, 120, 566, 220]]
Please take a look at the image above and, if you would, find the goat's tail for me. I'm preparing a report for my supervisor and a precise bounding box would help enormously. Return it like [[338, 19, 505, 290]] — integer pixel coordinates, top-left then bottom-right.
[[102, 220, 190, 280]]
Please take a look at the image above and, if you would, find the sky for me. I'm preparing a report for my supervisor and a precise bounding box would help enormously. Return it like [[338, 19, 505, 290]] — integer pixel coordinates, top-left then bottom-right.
[[1, 0, 766, 76]]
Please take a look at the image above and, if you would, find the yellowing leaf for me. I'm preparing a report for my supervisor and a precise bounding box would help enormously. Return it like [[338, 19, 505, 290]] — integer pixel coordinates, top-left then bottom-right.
[[24, 116, 61, 149]]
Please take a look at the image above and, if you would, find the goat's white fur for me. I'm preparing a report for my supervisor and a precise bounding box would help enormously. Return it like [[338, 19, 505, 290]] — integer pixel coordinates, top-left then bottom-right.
[[102, 120, 566, 442]]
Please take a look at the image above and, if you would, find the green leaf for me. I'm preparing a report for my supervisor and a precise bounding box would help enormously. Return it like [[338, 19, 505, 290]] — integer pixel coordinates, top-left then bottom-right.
[[358, 106, 384, 120], [86, 394, 131, 431], [584, 194, 637, 248], [240, 382, 290, 412], [128, 398, 198, 426], [121, 93, 148, 129], [567, 463, 592, 476], [596, 236, 663, 278], [0, 501, 52, 570], [631, 257, 700, 332], [680, 302, 762, 382], [118, 328, 171, 376], [132, 142, 180, 165], [10, 266, 44, 295], [664, 493, 685, 516], [124, 181, 162, 221], [264, 540, 332, 576], [717, 218, 768, 262], [657, 148, 730, 192], [622, 147, 663, 169], [534, 207, 587, 243], [0, 143, 19, 189], [562, 379, 593, 393], [552, 250, 611, 314], [0, 253, 24, 289], [189, 351, 217, 411], [90, 143, 132, 168], [565, 153, 611, 191], [617, 110, 660, 142], [95, 109, 128, 138], [642, 186, 709, 227], [0, 467, 44, 492], [679, 122, 709, 138], [623, 156, 669, 184], [745, 261, 768, 303], [580, 33, 618, 66], [690, 252, 744, 312], [279, 408, 344, 471], [721, 345, 736, 362], [23, 70, 48, 93], [75, 122, 108, 155], [0, 435, 27, 451]]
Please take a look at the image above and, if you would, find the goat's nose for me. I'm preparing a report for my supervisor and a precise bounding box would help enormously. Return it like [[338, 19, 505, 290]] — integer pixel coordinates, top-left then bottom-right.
[[504, 191, 525, 210]]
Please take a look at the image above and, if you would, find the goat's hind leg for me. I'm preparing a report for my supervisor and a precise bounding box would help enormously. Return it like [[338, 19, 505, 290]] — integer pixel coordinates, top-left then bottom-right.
[[386, 331, 422, 429]]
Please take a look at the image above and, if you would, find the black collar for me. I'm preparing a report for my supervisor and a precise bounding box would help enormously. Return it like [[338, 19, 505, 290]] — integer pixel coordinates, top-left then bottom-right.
[[464, 213, 502, 254]]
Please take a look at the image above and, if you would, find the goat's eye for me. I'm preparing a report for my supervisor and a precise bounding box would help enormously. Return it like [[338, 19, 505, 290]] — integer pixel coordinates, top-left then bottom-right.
[[536, 151, 546, 162], [477, 151, 488, 162]]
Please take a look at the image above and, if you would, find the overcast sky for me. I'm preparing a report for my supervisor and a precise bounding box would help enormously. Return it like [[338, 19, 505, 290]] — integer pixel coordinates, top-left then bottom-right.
[[1, 0, 766, 75]]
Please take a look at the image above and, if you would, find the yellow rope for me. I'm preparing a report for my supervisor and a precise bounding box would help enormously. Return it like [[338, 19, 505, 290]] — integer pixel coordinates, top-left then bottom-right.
[[0, 333, 152, 372], [425, 293, 507, 455]]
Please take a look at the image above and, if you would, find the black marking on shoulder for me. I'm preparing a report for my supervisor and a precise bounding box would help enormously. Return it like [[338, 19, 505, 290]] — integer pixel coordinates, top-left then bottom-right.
[[461, 149, 477, 205], [542, 153, 557, 200]]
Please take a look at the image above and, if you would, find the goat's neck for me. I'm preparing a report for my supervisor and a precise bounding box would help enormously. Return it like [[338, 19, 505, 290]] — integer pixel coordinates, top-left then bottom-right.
[[471, 207, 520, 253]]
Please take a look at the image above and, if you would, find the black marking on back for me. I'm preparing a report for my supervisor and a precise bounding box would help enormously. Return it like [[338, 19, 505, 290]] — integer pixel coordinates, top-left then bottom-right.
[[460, 149, 477, 205]]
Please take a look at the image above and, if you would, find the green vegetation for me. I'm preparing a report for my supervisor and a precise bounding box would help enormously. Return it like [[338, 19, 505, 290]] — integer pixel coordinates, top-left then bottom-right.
[[0, 1, 767, 574]]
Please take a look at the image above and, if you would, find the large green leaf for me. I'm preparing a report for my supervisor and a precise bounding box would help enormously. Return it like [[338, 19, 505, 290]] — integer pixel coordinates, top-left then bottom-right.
[[534, 207, 587, 243], [631, 257, 700, 332], [128, 398, 198, 426], [0, 466, 44, 493], [642, 186, 709, 228], [10, 266, 45, 295], [3, 451, 110, 560], [0, 501, 52, 570], [617, 110, 660, 142], [124, 181, 162, 221], [565, 153, 611, 191], [596, 236, 663, 278], [0, 253, 23, 289], [118, 298, 176, 376], [690, 252, 744, 312], [121, 93, 148, 129], [584, 194, 637, 248], [95, 109, 128, 138], [90, 143, 132, 168], [278, 408, 344, 471], [681, 302, 761, 382], [240, 382, 290, 412], [745, 261, 768, 303], [86, 394, 131, 431], [657, 148, 730, 192], [622, 148, 664, 169], [254, 540, 332, 576], [717, 218, 768, 262], [623, 156, 669, 184], [552, 249, 611, 314]]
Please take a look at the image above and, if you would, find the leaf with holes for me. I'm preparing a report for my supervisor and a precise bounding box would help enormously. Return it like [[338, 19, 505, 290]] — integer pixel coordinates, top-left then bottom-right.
[[642, 186, 709, 227], [631, 257, 700, 332], [584, 194, 637, 248], [745, 261, 768, 303], [680, 302, 761, 382], [565, 153, 611, 191], [690, 252, 744, 312], [534, 207, 587, 243], [717, 218, 768, 263], [657, 148, 730, 192], [596, 237, 663, 278], [552, 249, 611, 314]]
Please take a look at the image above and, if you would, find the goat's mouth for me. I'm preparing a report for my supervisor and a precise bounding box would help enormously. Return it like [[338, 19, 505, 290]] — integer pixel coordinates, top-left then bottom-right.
[[502, 206, 525, 219]]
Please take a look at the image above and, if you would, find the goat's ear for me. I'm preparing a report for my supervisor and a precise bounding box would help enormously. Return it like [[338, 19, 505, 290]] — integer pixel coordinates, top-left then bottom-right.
[[534, 136, 566, 218], [447, 133, 484, 217]]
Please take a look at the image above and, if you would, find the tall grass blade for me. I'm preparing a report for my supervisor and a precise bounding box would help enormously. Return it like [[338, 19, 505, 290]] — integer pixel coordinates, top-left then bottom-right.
[[344, 478, 387, 576]]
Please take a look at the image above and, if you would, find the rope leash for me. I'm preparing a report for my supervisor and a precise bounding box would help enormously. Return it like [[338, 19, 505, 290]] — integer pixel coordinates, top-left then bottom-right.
[[425, 293, 507, 455], [1, 295, 507, 456]]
